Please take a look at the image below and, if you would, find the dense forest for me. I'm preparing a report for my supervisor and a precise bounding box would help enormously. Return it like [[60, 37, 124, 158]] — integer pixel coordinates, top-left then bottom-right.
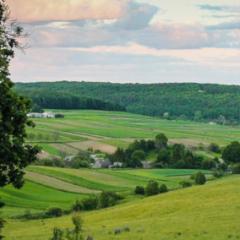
[[15, 82, 240, 124]]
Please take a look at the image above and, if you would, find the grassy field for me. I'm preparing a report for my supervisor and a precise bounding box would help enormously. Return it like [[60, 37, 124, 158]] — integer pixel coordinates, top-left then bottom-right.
[[26, 110, 240, 157], [3, 176, 240, 240], [0, 167, 207, 218]]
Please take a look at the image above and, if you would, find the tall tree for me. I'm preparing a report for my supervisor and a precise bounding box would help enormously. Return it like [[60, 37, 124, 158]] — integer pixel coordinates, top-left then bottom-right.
[[0, 1, 39, 238]]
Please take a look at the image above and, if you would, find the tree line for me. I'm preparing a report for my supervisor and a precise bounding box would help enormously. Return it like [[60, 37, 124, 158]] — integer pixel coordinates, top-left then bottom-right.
[[15, 81, 240, 124]]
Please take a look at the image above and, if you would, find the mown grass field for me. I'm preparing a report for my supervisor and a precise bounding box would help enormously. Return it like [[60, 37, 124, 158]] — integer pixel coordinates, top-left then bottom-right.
[[3, 176, 240, 240], [0, 167, 208, 219], [27, 110, 240, 157]]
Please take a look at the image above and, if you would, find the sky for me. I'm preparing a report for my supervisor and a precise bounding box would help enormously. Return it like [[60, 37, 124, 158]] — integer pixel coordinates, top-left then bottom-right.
[[8, 0, 240, 84]]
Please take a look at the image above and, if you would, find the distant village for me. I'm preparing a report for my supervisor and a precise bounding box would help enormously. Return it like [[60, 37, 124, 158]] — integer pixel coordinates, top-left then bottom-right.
[[27, 112, 64, 119]]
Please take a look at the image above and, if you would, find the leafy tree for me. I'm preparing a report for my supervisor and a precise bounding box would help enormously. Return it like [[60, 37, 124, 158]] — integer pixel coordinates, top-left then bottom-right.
[[232, 163, 240, 174], [98, 191, 122, 209], [129, 150, 144, 168], [159, 184, 168, 193], [155, 133, 168, 150], [157, 149, 170, 165], [222, 141, 240, 163], [145, 180, 159, 196], [50, 228, 64, 240], [72, 214, 84, 240], [134, 186, 145, 195], [171, 144, 185, 163], [195, 172, 207, 185], [0, 1, 39, 238], [208, 143, 221, 153], [201, 159, 216, 170], [111, 147, 125, 163], [179, 181, 192, 188]]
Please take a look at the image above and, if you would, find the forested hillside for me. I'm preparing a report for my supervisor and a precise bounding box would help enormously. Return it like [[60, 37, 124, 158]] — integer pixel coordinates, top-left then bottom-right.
[[15, 82, 240, 123]]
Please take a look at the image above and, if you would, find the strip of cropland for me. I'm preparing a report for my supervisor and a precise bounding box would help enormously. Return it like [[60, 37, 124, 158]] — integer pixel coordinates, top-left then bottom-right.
[[27, 110, 240, 157]]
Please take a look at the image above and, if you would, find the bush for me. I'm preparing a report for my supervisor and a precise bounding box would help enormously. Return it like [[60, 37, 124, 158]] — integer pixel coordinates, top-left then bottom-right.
[[145, 180, 159, 196], [201, 159, 216, 170], [213, 170, 224, 178], [179, 181, 192, 188], [98, 192, 123, 209], [232, 163, 240, 174], [46, 208, 63, 217], [159, 184, 168, 193], [195, 172, 207, 185], [135, 186, 145, 195], [72, 200, 83, 212], [55, 114, 65, 118], [208, 143, 221, 153], [81, 197, 98, 211]]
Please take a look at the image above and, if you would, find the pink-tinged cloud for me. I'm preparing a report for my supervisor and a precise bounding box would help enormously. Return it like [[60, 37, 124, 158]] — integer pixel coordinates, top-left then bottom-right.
[[71, 43, 240, 67], [7, 0, 127, 22]]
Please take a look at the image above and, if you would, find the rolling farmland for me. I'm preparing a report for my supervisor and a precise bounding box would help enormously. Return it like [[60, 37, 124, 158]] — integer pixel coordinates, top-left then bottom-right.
[[27, 110, 240, 157]]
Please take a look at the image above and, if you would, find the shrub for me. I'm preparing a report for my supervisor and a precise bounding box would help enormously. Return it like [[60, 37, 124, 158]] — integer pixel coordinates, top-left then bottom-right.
[[179, 181, 192, 188], [55, 114, 65, 118], [145, 180, 159, 196], [213, 170, 224, 178], [81, 197, 98, 211], [46, 208, 63, 217], [208, 143, 221, 153], [195, 172, 207, 185], [72, 200, 83, 212], [232, 163, 240, 174], [98, 192, 123, 209], [135, 186, 145, 195], [222, 141, 240, 163], [201, 159, 216, 170], [159, 184, 168, 193]]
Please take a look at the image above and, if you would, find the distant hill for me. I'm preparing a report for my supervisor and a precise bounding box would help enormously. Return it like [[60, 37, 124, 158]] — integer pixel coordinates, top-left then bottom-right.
[[15, 82, 240, 124]]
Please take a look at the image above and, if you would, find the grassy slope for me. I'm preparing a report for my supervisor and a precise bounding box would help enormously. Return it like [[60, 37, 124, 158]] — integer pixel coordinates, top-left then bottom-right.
[[4, 176, 240, 240], [0, 167, 206, 218]]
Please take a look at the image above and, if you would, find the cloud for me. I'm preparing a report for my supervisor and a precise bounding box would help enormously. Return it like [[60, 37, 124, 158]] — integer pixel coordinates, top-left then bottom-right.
[[198, 4, 224, 11], [113, 2, 159, 30], [208, 21, 240, 30], [69, 43, 240, 66], [7, 0, 127, 22], [198, 4, 240, 13]]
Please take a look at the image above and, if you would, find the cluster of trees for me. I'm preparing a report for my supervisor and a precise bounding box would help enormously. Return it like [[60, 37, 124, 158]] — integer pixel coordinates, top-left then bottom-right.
[[35, 150, 94, 168], [15, 81, 240, 124], [15, 91, 126, 112], [110, 134, 219, 170], [73, 191, 123, 211], [222, 141, 240, 174], [135, 181, 168, 197]]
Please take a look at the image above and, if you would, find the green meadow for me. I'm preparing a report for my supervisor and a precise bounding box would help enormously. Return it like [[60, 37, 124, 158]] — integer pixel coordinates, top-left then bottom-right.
[[3, 176, 240, 240], [0, 167, 205, 218]]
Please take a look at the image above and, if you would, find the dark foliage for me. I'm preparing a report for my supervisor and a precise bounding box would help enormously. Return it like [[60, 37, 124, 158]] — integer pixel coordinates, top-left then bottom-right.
[[179, 181, 192, 188], [222, 142, 240, 164], [232, 163, 240, 174], [145, 180, 159, 196], [134, 186, 145, 195], [0, 1, 39, 237], [194, 172, 207, 185], [14, 81, 240, 124], [98, 191, 123, 209], [159, 184, 168, 193]]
